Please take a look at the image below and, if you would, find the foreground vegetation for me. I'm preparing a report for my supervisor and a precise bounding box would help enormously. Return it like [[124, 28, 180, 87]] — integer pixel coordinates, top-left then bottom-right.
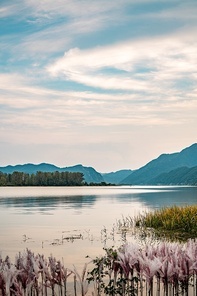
[[87, 239, 197, 296], [0, 239, 196, 296], [0, 205, 196, 295], [135, 205, 197, 240]]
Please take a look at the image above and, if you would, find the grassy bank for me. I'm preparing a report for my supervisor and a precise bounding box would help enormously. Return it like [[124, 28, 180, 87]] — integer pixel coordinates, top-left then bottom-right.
[[136, 205, 197, 240]]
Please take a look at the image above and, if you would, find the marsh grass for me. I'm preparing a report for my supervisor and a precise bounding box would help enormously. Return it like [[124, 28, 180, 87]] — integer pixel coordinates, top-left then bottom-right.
[[135, 205, 197, 240]]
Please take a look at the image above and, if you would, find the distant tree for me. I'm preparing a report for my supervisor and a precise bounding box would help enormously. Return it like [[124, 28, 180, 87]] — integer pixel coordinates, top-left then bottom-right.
[[0, 172, 7, 186], [10, 172, 26, 186], [0, 171, 85, 186]]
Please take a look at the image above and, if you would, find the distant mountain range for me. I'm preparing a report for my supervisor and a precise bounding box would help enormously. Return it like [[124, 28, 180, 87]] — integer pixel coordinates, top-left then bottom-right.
[[121, 143, 197, 185], [101, 170, 132, 184], [0, 143, 197, 185]]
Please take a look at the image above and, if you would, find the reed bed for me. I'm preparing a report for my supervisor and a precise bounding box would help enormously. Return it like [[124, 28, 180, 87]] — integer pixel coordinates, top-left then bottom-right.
[[135, 205, 197, 240], [0, 239, 196, 296], [0, 249, 77, 296], [88, 239, 197, 296]]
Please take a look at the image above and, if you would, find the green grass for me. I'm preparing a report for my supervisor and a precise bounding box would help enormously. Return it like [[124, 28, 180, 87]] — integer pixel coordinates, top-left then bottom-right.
[[135, 205, 197, 239]]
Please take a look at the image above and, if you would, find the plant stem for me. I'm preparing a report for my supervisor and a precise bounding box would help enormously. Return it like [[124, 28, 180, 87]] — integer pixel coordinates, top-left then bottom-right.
[[74, 275, 77, 296]]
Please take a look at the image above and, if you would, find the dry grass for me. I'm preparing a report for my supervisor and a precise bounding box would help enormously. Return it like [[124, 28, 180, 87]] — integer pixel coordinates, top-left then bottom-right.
[[136, 205, 197, 239]]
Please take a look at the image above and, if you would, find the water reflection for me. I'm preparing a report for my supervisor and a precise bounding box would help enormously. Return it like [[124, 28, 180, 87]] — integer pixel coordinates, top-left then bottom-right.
[[0, 186, 196, 213], [0, 195, 97, 212], [115, 187, 197, 208]]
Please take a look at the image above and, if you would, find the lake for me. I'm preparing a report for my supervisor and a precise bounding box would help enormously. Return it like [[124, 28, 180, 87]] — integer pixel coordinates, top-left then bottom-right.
[[0, 186, 196, 271]]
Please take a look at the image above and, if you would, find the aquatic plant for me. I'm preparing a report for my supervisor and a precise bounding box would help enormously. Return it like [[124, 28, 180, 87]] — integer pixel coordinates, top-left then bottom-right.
[[87, 239, 197, 296], [0, 238, 196, 295], [87, 247, 139, 296], [135, 205, 197, 240], [0, 250, 73, 296]]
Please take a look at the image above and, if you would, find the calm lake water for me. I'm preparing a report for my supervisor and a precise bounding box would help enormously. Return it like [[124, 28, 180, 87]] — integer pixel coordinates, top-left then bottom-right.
[[0, 186, 196, 271]]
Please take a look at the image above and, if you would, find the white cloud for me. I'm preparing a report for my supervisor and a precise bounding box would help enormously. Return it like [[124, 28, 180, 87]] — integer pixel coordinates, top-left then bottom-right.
[[18, 13, 111, 56], [1, 69, 197, 139], [47, 33, 197, 96], [150, 2, 197, 21], [5, 1, 127, 58], [0, 3, 23, 18], [25, 0, 128, 18]]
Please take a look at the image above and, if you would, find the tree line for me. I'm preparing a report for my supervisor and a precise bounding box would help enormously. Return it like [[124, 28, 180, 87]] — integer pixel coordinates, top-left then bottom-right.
[[0, 171, 84, 186]]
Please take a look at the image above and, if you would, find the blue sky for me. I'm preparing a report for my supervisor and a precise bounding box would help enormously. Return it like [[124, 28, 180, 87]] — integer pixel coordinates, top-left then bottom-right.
[[0, 0, 197, 172]]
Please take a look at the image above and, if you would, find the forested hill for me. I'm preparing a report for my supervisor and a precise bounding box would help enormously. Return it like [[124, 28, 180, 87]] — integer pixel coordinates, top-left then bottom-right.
[[0, 163, 104, 184], [148, 166, 197, 185], [121, 143, 197, 185]]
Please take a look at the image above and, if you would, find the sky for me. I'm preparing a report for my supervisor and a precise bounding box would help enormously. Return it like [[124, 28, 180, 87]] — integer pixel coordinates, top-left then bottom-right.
[[0, 0, 197, 172]]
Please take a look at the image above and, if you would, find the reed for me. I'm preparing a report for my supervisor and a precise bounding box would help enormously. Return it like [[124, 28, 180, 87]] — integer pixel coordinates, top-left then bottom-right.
[[0, 250, 73, 296], [87, 239, 197, 296], [0, 238, 197, 295], [135, 205, 197, 239]]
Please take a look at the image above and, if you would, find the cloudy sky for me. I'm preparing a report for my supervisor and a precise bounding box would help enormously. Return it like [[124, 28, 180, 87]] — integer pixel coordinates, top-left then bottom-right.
[[0, 0, 197, 172]]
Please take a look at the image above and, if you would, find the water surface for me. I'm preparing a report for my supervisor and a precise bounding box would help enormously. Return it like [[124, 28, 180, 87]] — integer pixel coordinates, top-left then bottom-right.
[[0, 186, 196, 270]]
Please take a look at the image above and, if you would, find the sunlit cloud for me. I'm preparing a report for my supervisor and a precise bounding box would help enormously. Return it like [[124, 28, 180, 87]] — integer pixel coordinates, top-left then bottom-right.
[[1, 70, 196, 138], [47, 33, 197, 99]]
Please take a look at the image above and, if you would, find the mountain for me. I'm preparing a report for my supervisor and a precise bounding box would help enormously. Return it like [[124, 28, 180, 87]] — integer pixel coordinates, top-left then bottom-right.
[[149, 166, 197, 185], [121, 143, 197, 185], [0, 163, 60, 174], [1, 143, 197, 186], [60, 164, 104, 184], [0, 163, 104, 184], [102, 169, 133, 184]]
